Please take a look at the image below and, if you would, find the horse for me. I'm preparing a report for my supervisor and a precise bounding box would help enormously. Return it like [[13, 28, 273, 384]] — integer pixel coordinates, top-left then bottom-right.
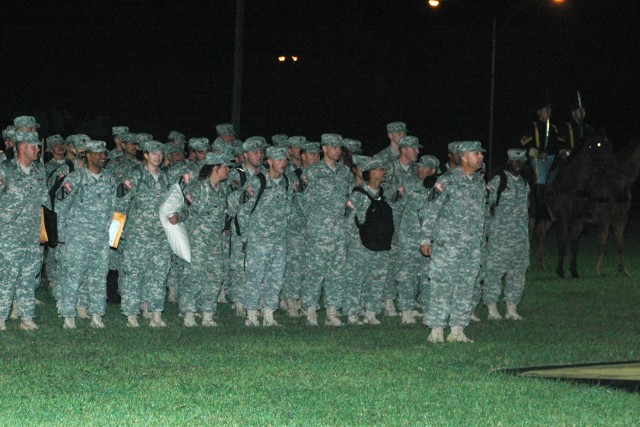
[[543, 129, 617, 278], [589, 137, 640, 276]]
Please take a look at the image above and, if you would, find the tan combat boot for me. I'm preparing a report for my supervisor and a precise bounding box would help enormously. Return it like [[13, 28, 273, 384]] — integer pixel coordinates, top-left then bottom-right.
[[286, 299, 299, 318], [201, 312, 217, 327], [63, 317, 76, 329], [90, 314, 105, 329], [384, 299, 398, 317], [141, 302, 152, 319], [447, 326, 473, 343], [19, 317, 38, 331], [363, 310, 381, 325], [234, 301, 245, 317], [245, 310, 260, 326], [427, 327, 444, 343], [306, 306, 318, 326], [401, 310, 417, 324], [505, 302, 524, 320], [127, 315, 139, 328], [183, 312, 197, 327], [348, 314, 362, 325], [325, 307, 343, 326], [77, 307, 90, 319], [0, 318, 5, 332], [263, 308, 280, 327], [486, 303, 503, 321], [150, 311, 167, 328]]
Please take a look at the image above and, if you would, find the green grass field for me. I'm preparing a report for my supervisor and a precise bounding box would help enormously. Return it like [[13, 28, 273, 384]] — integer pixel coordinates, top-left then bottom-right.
[[2, 222, 640, 426]]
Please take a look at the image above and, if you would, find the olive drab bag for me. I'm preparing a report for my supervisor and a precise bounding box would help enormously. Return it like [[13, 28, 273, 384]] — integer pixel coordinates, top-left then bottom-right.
[[352, 186, 394, 251]]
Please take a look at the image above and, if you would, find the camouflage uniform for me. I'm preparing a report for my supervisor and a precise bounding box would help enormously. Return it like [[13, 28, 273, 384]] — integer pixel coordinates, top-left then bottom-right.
[[421, 167, 488, 329], [119, 167, 175, 317], [180, 178, 228, 315], [299, 143, 351, 314], [483, 170, 530, 306], [281, 162, 305, 307], [0, 140, 49, 322], [55, 164, 120, 318]]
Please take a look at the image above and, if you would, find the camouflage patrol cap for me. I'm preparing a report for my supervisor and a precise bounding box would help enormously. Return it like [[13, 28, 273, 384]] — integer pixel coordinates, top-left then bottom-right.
[[362, 157, 387, 172], [168, 130, 185, 142], [351, 154, 370, 166], [272, 134, 289, 147], [112, 126, 129, 136], [386, 121, 407, 133], [301, 142, 321, 153], [46, 134, 65, 150], [320, 133, 343, 146], [2, 125, 16, 140], [507, 148, 527, 161], [189, 137, 210, 152], [232, 139, 244, 157], [417, 155, 440, 169], [216, 123, 235, 136], [121, 132, 137, 143], [204, 152, 234, 166], [135, 133, 154, 144], [86, 140, 108, 153], [266, 146, 288, 160], [13, 115, 40, 129], [342, 138, 363, 153], [163, 143, 183, 155], [398, 135, 422, 149], [14, 131, 40, 144], [287, 136, 307, 148], [448, 141, 460, 153], [68, 134, 91, 148], [243, 136, 267, 152], [457, 140, 485, 153], [142, 140, 164, 153], [212, 137, 234, 154]]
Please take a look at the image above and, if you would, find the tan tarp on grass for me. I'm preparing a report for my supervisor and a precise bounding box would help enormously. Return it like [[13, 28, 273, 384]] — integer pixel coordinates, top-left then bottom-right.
[[520, 362, 640, 381]]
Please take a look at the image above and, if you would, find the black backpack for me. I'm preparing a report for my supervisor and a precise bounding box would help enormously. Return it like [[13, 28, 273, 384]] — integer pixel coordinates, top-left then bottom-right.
[[352, 186, 394, 251]]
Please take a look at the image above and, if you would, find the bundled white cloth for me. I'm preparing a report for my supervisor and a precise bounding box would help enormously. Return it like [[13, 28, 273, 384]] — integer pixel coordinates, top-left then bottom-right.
[[159, 183, 191, 263]]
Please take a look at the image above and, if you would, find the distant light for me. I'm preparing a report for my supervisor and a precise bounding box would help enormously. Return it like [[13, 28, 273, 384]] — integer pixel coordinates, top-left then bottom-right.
[[551, 0, 565, 3], [291, 56, 298, 62], [278, 56, 286, 62], [428, 0, 440, 7]]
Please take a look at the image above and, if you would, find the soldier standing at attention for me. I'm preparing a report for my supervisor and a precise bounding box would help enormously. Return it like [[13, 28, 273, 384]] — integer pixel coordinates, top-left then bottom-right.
[[420, 141, 488, 343], [299, 133, 351, 327], [483, 148, 530, 321], [55, 140, 122, 329], [0, 130, 49, 331], [237, 146, 294, 327]]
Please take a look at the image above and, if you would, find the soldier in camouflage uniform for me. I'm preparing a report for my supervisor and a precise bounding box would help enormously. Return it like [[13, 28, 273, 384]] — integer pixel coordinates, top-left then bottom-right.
[[55, 140, 123, 329], [109, 126, 129, 162], [106, 132, 140, 182], [373, 121, 407, 164], [343, 157, 392, 325], [420, 141, 488, 343], [299, 133, 351, 327], [483, 148, 530, 321], [216, 123, 236, 144], [236, 146, 294, 326], [119, 141, 182, 328], [44, 135, 67, 177], [1, 126, 16, 163], [225, 137, 267, 317], [0, 130, 49, 331], [180, 152, 233, 327]]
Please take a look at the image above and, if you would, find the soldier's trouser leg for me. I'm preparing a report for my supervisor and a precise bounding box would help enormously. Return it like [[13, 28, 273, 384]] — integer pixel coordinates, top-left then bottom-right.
[[57, 243, 85, 318], [0, 246, 39, 320], [361, 250, 388, 315], [245, 241, 286, 311], [77, 277, 89, 309], [343, 243, 364, 317], [228, 235, 246, 304], [301, 236, 346, 311], [449, 247, 482, 328], [383, 249, 398, 301], [503, 265, 527, 305], [16, 247, 41, 319], [220, 235, 231, 296], [418, 258, 431, 312], [282, 229, 305, 301], [0, 260, 21, 319], [482, 263, 506, 305], [142, 248, 172, 313], [395, 248, 421, 312], [166, 255, 185, 298], [121, 250, 145, 316], [87, 245, 109, 317], [180, 261, 203, 315], [44, 246, 57, 286]]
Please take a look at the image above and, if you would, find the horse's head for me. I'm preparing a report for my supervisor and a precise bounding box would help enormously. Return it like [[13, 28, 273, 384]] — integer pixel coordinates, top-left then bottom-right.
[[578, 128, 616, 172]]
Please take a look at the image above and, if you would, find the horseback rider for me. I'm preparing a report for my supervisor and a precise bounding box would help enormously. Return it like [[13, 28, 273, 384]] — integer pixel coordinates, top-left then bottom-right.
[[561, 99, 594, 152]]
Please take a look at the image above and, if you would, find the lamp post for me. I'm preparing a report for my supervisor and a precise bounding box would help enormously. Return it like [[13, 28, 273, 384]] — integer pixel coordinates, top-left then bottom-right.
[[429, 0, 564, 174]]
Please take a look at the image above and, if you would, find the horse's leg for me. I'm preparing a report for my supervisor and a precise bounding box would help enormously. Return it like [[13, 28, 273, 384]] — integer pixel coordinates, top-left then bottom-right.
[[596, 217, 610, 276], [613, 212, 629, 277], [569, 218, 586, 278], [534, 219, 549, 270], [555, 218, 567, 278]]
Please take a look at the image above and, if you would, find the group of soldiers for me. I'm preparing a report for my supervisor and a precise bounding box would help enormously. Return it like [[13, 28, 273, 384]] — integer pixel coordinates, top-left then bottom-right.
[[0, 102, 593, 341]]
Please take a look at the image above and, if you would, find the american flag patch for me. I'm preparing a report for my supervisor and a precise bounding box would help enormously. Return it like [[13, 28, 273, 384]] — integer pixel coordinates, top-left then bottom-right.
[[434, 182, 444, 192]]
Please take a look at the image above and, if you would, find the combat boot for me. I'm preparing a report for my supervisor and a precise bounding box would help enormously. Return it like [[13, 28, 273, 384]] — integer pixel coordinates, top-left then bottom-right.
[[90, 314, 105, 329], [324, 307, 343, 327], [427, 327, 444, 343], [306, 306, 318, 326], [447, 326, 473, 343], [63, 317, 76, 329], [77, 307, 90, 319], [469, 310, 481, 322], [286, 299, 299, 317], [245, 310, 260, 326], [183, 312, 197, 327], [141, 302, 152, 319], [279, 298, 288, 312], [486, 303, 503, 321], [363, 310, 381, 325], [401, 310, 417, 324], [127, 315, 139, 328], [201, 312, 217, 327], [150, 311, 167, 328], [0, 318, 5, 331], [347, 314, 362, 325], [234, 301, 245, 317], [263, 308, 280, 327], [384, 299, 398, 317], [19, 317, 38, 331], [505, 302, 524, 320]]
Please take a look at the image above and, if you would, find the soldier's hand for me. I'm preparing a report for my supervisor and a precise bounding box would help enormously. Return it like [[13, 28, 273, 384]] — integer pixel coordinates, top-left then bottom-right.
[[420, 244, 432, 257], [398, 186, 405, 197], [182, 173, 191, 185], [63, 181, 74, 193], [246, 187, 255, 197], [168, 213, 180, 225], [124, 179, 133, 189]]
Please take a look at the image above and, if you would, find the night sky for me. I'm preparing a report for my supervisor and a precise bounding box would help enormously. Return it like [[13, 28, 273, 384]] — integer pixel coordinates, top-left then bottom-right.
[[2, 0, 639, 166]]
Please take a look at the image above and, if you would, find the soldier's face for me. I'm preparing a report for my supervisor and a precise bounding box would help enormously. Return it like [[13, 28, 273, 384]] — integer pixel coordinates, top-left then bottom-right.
[[244, 150, 264, 168], [418, 166, 436, 180], [323, 145, 342, 162], [268, 158, 288, 176], [400, 147, 419, 162], [51, 144, 65, 157], [288, 146, 301, 161], [388, 131, 406, 144], [195, 150, 207, 161], [124, 142, 139, 156], [22, 143, 40, 162], [86, 151, 107, 171], [221, 134, 235, 143], [215, 164, 229, 180], [302, 151, 319, 168], [114, 136, 123, 149], [461, 151, 484, 170], [507, 159, 524, 176], [537, 107, 551, 121], [449, 152, 460, 165], [145, 150, 164, 167], [170, 152, 185, 165]]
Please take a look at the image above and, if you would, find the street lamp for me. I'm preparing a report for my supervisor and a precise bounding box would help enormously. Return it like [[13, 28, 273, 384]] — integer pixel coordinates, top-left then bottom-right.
[[428, 0, 564, 174]]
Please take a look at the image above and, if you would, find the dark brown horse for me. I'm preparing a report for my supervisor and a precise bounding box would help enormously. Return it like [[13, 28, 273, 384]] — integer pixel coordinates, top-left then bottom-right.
[[543, 129, 616, 278], [589, 137, 640, 276]]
